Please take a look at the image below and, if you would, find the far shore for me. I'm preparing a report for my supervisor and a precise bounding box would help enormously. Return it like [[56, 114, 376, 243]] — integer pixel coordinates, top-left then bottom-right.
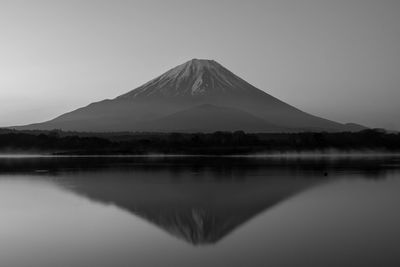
[[1, 129, 400, 157], [1, 151, 400, 158]]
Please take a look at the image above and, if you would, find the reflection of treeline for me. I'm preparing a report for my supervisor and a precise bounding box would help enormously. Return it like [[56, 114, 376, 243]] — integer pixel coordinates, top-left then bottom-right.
[[0, 129, 399, 154]]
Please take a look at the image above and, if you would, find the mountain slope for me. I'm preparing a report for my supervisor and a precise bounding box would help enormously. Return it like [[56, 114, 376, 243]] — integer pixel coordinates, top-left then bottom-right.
[[138, 104, 286, 132], [16, 58, 363, 132]]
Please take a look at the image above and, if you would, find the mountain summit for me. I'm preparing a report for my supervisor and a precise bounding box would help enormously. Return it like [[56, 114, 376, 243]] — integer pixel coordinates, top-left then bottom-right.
[[117, 58, 260, 98], [16, 59, 365, 132]]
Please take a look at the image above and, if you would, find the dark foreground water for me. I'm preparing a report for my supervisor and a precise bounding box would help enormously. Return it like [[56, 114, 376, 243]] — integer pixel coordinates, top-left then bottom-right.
[[0, 155, 400, 267]]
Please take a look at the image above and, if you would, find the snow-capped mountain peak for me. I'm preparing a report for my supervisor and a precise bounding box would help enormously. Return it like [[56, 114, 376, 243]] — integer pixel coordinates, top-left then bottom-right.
[[117, 59, 259, 98]]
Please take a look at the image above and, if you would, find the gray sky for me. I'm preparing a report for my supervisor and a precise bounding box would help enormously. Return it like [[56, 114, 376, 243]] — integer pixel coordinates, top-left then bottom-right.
[[1, 0, 399, 130]]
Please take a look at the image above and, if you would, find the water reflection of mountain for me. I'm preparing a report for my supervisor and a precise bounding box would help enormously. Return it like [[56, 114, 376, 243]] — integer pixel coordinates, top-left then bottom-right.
[[1, 156, 399, 245], [63, 171, 321, 245]]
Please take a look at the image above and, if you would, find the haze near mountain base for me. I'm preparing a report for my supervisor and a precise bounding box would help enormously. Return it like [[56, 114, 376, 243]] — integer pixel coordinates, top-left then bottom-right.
[[16, 59, 366, 133]]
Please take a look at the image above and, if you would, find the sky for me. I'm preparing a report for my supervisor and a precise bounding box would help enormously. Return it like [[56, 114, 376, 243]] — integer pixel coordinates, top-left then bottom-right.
[[1, 0, 399, 130]]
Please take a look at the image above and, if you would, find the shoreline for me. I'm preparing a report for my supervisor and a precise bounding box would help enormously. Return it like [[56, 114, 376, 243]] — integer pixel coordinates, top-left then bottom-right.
[[1, 151, 400, 159]]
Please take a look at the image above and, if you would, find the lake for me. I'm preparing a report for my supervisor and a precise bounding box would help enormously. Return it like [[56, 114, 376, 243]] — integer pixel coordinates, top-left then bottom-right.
[[0, 155, 399, 267]]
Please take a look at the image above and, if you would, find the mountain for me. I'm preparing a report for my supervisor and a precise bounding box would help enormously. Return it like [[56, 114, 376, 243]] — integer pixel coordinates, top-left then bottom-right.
[[15, 58, 365, 132]]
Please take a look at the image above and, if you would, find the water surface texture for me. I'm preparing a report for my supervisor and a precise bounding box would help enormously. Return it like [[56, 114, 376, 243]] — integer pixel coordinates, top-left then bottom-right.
[[0, 156, 399, 267]]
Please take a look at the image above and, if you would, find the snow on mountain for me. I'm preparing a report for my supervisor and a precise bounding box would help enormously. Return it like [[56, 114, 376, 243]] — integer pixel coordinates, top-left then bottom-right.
[[117, 59, 260, 98]]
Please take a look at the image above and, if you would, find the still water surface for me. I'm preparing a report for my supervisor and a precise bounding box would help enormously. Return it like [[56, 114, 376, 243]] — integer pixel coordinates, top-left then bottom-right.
[[0, 156, 399, 267]]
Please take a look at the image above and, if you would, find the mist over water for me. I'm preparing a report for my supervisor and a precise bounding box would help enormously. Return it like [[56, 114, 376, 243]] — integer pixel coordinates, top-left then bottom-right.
[[0, 156, 400, 267]]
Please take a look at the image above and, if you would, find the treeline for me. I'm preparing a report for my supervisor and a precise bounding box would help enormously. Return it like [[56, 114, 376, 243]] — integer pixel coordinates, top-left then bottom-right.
[[0, 131, 111, 153], [0, 129, 399, 154]]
